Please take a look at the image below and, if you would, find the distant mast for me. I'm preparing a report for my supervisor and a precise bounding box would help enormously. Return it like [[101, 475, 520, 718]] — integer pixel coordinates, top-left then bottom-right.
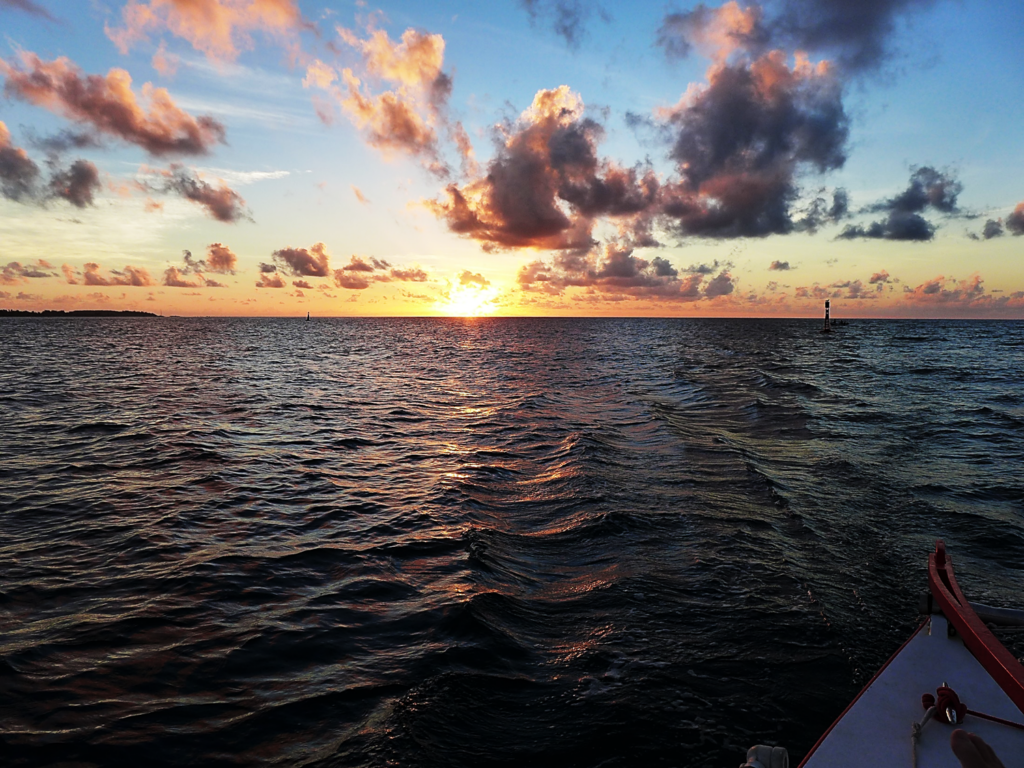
[[822, 299, 832, 333]]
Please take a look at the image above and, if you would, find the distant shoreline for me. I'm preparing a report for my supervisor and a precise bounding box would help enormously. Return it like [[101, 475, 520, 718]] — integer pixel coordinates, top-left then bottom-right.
[[0, 310, 160, 317]]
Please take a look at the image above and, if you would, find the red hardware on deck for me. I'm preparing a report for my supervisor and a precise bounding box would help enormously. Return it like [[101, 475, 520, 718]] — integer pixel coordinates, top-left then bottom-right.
[[928, 539, 1024, 715]]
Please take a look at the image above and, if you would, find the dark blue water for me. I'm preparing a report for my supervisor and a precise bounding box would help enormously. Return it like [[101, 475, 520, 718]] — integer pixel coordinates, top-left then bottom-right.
[[1, 318, 1022, 767]]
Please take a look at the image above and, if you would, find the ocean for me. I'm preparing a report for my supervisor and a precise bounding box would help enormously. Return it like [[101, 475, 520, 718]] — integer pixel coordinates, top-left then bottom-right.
[[2, 317, 1022, 767]]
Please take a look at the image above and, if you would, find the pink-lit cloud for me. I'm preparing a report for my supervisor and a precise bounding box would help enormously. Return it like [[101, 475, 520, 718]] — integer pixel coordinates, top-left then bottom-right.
[[428, 86, 658, 251], [71, 262, 155, 287], [107, 0, 307, 63], [0, 52, 226, 156], [1, 259, 55, 285], [305, 25, 473, 176]]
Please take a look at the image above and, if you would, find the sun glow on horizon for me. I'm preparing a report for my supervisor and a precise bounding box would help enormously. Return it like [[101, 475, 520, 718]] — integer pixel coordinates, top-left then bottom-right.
[[434, 281, 501, 317]]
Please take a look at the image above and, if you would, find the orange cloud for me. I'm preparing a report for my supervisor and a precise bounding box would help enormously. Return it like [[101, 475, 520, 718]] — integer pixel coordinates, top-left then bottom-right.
[[107, 0, 307, 63], [0, 52, 225, 156], [305, 25, 471, 176], [79, 262, 155, 286]]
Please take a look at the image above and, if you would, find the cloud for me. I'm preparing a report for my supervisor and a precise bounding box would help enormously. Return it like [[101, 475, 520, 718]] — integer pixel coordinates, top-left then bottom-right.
[[329, 252, 429, 289], [517, 244, 732, 302], [352, 185, 369, 204], [145, 164, 251, 221], [704, 270, 735, 297], [0, 121, 40, 202], [768, 260, 790, 270], [47, 159, 101, 207], [682, 259, 731, 275], [0, 0, 55, 21], [255, 270, 286, 288], [205, 242, 238, 272], [0, 52, 226, 156], [1, 259, 55, 285], [657, 2, 765, 62], [161, 246, 234, 287], [273, 242, 331, 276], [78, 262, 155, 286], [794, 188, 848, 231], [306, 25, 473, 177], [869, 269, 893, 291], [106, 0, 307, 63], [459, 270, 490, 287], [837, 167, 962, 241], [657, 0, 940, 75], [657, 50, 849, 238], [428, 86, 658, 251], [519, 0, 606, 49], [976, 219, 1003, 240], [292, 279, 313, 289], [390, 266, 428, 282], [902, 273, 986, 305], [1007, 202, 1024, 236], [1, 122, 103, 208]]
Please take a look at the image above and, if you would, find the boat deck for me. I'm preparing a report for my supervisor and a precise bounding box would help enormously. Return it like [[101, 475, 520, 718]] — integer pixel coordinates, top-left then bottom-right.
[[802, 614, 1024, 767]]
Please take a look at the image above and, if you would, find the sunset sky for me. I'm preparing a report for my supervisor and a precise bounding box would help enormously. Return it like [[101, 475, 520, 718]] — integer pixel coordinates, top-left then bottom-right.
[[0, 0, 1021, 317]]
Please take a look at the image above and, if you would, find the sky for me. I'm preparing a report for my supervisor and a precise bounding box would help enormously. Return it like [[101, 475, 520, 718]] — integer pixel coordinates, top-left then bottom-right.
[[0, 0, 1021, 318]]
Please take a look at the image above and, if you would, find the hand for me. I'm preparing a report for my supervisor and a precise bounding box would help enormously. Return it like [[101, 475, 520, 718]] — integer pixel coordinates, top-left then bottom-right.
[[951, 729, 1005, 768]]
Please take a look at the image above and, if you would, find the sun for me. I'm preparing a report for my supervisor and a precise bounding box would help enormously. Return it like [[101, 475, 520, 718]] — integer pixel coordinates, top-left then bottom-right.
[[434, 283, 500, 316]]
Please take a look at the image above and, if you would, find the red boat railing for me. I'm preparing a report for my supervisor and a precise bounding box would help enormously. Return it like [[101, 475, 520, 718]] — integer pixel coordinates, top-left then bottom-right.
[[928, 539, 1024, 715]]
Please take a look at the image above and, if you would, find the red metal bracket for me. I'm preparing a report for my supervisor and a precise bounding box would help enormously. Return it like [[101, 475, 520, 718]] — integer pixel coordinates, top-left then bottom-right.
[[929, 539, 1024, 715]]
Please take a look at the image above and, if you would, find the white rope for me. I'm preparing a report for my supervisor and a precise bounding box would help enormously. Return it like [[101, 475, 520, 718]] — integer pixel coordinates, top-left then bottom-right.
[[912, 706, 936, 768]]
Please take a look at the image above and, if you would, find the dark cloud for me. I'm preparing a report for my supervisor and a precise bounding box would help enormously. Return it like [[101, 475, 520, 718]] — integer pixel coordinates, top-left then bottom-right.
[[658, 51, 849, 238], [867, 166, 961, 215], [0, 122, 40, 202], [154, 165, 251, 222], [656, 0, 940, 75], [273, 242, 331, 277], [0, 52, 226, 156], [47, 159, 100, 207], [682, 259, 731, 274], [1, 259, 55, 284], [976, 219, 1003, 240], [768, 0, 940, 75], [0, 0, 56, 21], [769, 260, 790, 270], [2, 122, 102, 208], [27, 128, 102, 153], [704, 270, 735, 297], [292, 279, 313, 289], [517, 245, 736, 302], [795, 187, 849, 231], [1007, 203, 1024, 236], [519, 0, 606, 48], [428, 87, 659, 251], [837, 167, 961, 241]]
